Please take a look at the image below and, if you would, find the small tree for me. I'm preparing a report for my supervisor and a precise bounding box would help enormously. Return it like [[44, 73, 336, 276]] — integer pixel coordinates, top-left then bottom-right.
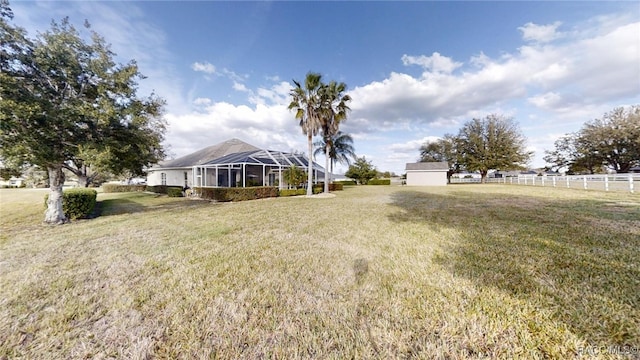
[[0, 7, 166, 223], [457, 114, 532, 183], [345, 156, 377, 185], [282, 165, 306, 189]]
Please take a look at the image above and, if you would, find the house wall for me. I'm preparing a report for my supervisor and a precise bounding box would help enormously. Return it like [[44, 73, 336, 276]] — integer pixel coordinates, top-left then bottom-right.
[[406, 171, 447, 186], [147, 168, 192, 188]]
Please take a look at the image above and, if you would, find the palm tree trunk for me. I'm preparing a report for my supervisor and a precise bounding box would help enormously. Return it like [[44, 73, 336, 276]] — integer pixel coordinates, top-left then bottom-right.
[[324, 142, 330, 193], [307, 133, 313, 196]]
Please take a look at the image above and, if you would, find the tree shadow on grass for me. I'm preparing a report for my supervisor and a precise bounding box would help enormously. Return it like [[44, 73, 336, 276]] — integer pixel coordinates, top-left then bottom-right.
[[387, 189, 640, 347], [97, 197, 213, 217]]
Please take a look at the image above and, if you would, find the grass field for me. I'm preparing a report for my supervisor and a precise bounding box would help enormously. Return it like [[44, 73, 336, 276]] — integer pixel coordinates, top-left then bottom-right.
[[1, 185, 639, 359]]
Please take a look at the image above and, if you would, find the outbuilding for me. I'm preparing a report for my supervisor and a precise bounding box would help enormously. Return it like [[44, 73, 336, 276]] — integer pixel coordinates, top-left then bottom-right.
[[405, 162, 449, 186]]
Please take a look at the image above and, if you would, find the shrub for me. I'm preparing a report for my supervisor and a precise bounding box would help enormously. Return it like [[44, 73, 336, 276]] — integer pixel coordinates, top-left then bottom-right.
[[279, 189, 306, 197], [146, 185, 182, 194], [312, 183, 344, 191], [102, 184, 147, 193], [335, 180, 357, 186], [44, 188, 97, 220], [166, 187, 183, 197], [194, 186, 278, 202], [368, 179, 391, 185]]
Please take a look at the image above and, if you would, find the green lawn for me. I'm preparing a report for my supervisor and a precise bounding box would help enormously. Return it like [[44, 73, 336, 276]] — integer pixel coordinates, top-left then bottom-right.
[[1, 186, 638, 359]]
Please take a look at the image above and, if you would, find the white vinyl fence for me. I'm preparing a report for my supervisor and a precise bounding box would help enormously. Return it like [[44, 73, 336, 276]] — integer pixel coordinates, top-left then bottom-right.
[[450, 174, 638, 193]]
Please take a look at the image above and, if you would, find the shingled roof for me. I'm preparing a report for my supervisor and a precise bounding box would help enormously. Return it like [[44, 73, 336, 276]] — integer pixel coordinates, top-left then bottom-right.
[[155, 138, 260, 168], [405, 162, 449, 171]]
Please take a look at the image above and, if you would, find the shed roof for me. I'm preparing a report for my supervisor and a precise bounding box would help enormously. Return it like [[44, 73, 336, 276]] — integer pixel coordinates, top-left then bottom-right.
[[405, 162, 449, 171]]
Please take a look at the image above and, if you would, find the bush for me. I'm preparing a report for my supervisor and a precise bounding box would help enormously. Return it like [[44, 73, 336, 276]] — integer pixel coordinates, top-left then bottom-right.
[[102, 184, 147, 193], [166, 187, 183, 197], [368, 179, 391, 185], [313, 183, 344, 191], [279, 189, 306, 197], [44, 188, 97, 220], [194, 186, 278, 202], [146, 185, 182, 194], [335, 180, 357, 186]]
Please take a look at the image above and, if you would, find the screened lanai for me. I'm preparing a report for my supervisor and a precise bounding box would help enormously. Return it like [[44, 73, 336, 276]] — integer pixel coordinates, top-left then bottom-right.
[[192, 149, 325, 189]]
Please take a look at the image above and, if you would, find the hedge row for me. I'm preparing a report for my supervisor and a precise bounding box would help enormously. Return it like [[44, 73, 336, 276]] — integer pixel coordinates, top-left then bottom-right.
[[44, 188, 97, 220], [334, 180, 357, 186], [166, 188, 184, 197], [146, 185, 183, 194], [368, 179, 391, 185], [102, 184, 147, 193], [195, 186, 278, 202], [314, 183, 344, 191], [279, 189, 307, 197]]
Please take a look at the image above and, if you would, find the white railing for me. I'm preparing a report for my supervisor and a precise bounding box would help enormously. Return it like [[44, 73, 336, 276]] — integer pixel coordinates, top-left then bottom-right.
[[451, 174, 639, 193]]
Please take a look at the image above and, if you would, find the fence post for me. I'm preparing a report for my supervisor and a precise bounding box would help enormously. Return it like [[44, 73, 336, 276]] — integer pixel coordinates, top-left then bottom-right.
[[630, 174, 635, 193], [605, 175, 609, 191], [532, 177, 535, 186], [566, 176, 570, 188], [541, 177, 545, 187], [510, 177, 513, 184], [553, 177, 556, 187], [583, 176, 587, 190]]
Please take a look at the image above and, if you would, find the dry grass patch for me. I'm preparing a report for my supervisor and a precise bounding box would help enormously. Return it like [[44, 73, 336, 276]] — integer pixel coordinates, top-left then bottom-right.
[[0, 185, 638, 359]]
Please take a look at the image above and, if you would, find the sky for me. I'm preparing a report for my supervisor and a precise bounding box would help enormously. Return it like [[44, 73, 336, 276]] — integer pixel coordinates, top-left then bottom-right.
[[9, 1, 640, 175]]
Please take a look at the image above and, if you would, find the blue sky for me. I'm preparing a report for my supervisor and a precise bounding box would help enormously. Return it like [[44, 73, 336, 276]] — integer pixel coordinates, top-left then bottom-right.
[[10, 1, 640, 175]]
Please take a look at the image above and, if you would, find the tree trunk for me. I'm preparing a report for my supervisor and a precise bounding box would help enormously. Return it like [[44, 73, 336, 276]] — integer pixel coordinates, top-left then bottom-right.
[[480, 170, 488, 183], [307, 133, 313, 196], [44, 164, 68, 224], [77, 175, 88, 188], [324, 142, 330, 193]]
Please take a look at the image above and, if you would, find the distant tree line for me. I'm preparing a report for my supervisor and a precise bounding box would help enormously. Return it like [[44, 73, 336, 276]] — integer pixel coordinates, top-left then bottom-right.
[[544, 106, 640, 174]]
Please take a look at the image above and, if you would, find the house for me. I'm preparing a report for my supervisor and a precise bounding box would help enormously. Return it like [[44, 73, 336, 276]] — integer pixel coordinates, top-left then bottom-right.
[[0, 176, 24, 188], [405, 162, 449, 186], [146, 138, 325, 189]]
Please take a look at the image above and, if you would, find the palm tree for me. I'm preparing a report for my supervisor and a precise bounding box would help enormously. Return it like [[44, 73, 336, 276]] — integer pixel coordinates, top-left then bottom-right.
[[288, 72, 323, 196], [313, 131, 356, 182], [318, 81, 351, 193]]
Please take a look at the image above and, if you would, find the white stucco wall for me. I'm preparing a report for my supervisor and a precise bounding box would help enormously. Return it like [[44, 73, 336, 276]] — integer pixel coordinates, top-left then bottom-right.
[[406, 170, 447, 186], [147, 168, 192, 187]]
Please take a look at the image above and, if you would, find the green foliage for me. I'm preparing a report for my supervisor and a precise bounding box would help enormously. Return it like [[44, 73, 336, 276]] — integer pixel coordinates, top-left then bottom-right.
[[335, 180, 357, 186], [146, 185, 182, 194], [166, 188, 183, 197], [313, 131, 356, 172], [368, 179, 390, 185], [457, 114, 532, 182], [102, 184, 146, 193], [545, 105, 640, 173], [345, 156, 378, 185], [44, 188, 97, 220], [314, 183, 344, 191], [282, 165, 306, 189], [195, 186, 278, 202], [0, 10, 166, 222], [278, 189, 307, 197], [312, 185, 323, 194]]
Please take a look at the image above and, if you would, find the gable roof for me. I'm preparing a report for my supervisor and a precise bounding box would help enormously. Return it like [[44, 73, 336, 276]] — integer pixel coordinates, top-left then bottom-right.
[[406, 162, 449, 171], [156, 138, 260, 168]]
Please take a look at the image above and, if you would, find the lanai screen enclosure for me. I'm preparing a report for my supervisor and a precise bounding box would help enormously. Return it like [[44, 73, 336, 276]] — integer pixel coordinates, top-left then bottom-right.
[[192, 149, 325, 189]]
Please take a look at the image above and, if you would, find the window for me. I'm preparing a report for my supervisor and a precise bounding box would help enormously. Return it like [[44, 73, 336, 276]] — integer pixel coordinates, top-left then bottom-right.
[[161, 173, 166, 186]]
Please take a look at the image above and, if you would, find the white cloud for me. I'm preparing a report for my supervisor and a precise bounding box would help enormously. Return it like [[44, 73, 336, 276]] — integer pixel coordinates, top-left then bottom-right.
[[233, 82, 250, 93], [519, 22, 563, 43], [191, 62, 216, 74], [193, 97, 212, 106], [402, 52, 463, 74]]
